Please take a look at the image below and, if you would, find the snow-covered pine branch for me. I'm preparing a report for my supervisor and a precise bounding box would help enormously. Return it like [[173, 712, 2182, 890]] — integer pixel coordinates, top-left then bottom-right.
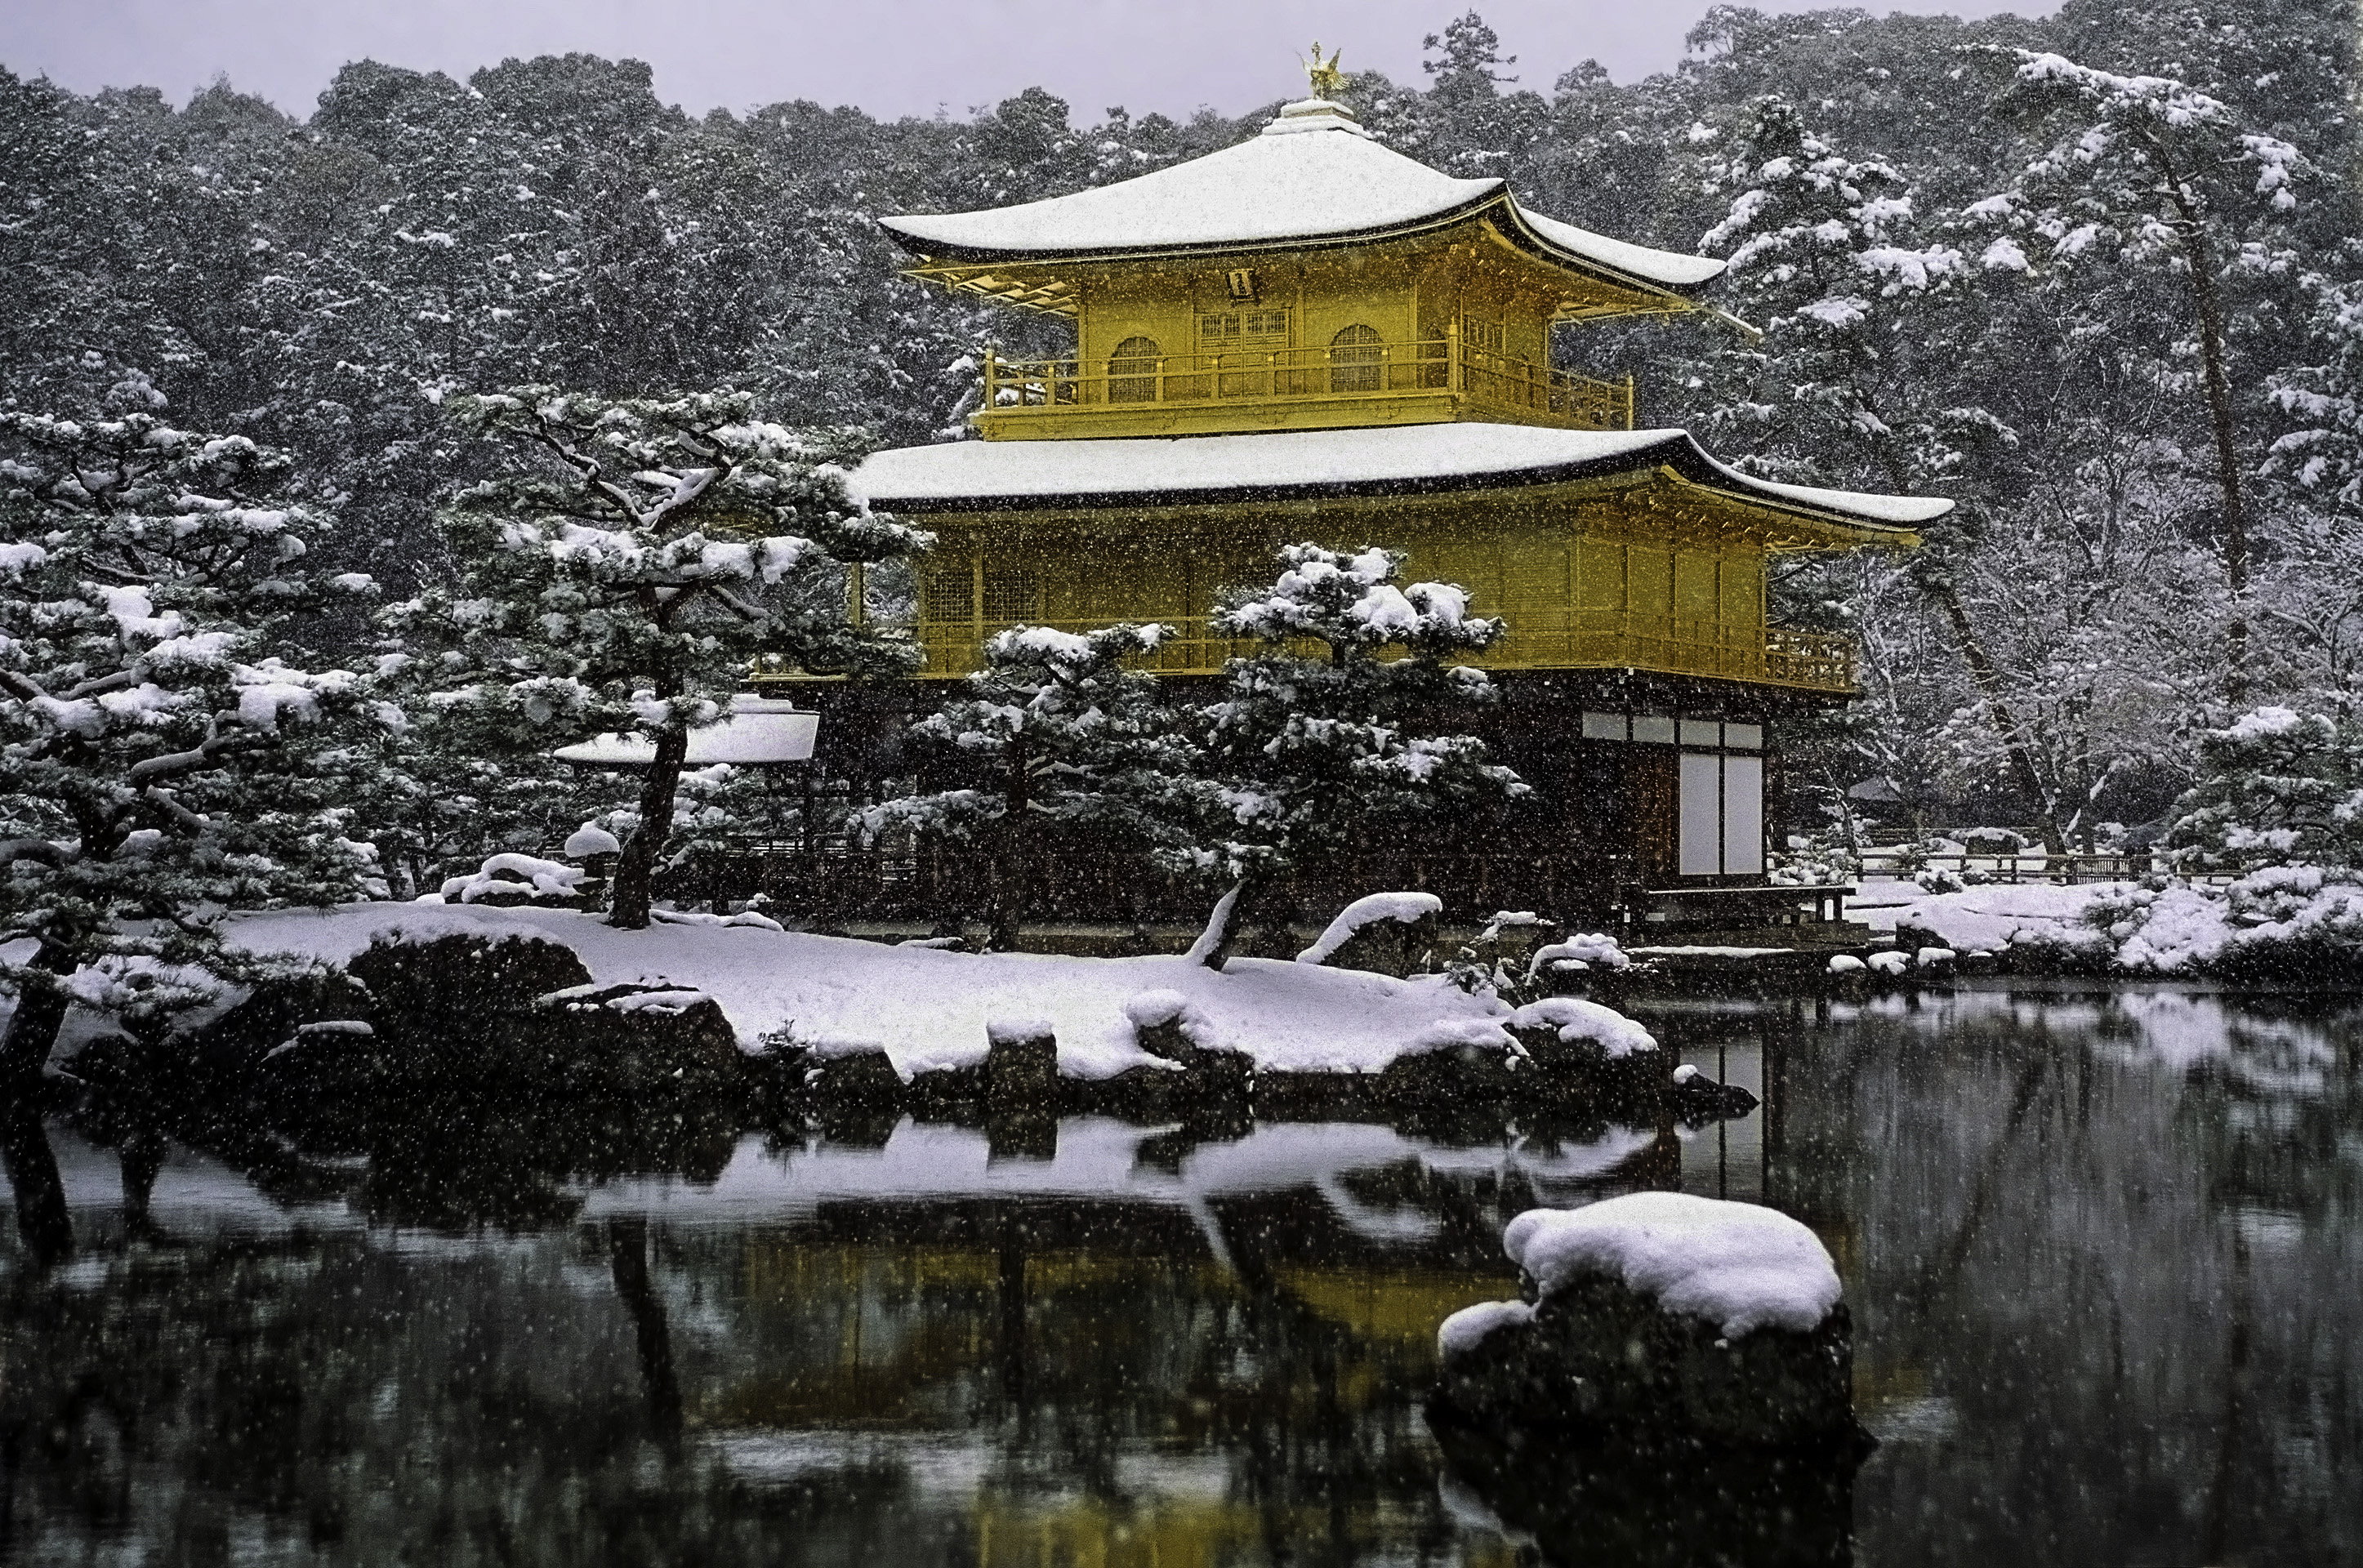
[[869, 621, 1197, 951], [390, 386, 929, 928], [1181, 543, 1525, 968], [0, 387, 389, 1082]]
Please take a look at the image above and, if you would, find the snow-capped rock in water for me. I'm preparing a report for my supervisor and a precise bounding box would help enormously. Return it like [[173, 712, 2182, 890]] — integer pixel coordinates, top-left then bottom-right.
[[1670, 1063, 1761, 1120], [1433, 1192, 1855, 1446], [1502, 998, 1661, 1091]]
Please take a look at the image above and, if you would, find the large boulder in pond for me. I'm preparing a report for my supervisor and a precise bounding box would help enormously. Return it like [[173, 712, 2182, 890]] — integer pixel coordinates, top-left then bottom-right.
[[525, 982, 747, 1095], [1433, 1192, 1855, 1448], [350, 931, 593, 1054], [341, 932, 744, 1095], [1505, 997, 1662, 1093]]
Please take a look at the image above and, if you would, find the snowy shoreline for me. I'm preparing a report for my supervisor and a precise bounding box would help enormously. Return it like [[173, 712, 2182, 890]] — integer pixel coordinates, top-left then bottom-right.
[[225, 901, 1535, 1081]]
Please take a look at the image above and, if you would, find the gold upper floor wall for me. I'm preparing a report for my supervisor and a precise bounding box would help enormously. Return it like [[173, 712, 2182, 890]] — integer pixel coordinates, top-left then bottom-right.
[[921, 217, 1679, 442]]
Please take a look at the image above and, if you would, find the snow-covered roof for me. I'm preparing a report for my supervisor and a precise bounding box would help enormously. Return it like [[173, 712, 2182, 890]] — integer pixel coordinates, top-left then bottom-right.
[[881, 99, 1724, 296], [849, 424, 1952, 532], [553, 697, 818, 768]]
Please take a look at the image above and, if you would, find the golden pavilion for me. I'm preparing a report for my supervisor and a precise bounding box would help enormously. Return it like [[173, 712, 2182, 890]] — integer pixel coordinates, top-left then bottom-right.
[[847, 83, 1949, 925]]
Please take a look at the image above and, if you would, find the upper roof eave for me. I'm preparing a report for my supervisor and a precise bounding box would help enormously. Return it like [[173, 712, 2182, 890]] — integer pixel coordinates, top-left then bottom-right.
[[883, 194, 1723, 305]]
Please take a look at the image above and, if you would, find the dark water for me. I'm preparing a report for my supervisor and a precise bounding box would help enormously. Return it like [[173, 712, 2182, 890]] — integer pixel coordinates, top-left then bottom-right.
[[3, 988, 2359, 1566]]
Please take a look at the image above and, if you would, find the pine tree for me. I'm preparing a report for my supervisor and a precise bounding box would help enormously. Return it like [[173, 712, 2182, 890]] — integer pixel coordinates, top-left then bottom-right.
[[1182, 544, 1525, 969], [869, 623, 1194, 951], [0, 378, 386, 1084], [389, 387, 925, 928], [1982, 49, 2321, 697], [2166, 706, 2363, 872]]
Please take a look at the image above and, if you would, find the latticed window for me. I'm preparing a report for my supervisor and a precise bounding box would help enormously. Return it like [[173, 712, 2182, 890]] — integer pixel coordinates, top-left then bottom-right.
[[981, 571, 1037, 623], [1198, 310, 1291, 349], [1462, 314, 1506, 356], [921, 572, 974, 624], [1329, 323, 1384, 393], [1108, 336, 1161, 403]]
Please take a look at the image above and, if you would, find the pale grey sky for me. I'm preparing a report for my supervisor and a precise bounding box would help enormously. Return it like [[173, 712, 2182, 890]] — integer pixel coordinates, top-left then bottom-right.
[[1, 0, 2058, 122]]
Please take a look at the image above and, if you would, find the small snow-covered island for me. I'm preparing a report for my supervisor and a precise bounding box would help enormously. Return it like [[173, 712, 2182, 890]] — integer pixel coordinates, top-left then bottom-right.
[[0, 56, 1966, 1109]]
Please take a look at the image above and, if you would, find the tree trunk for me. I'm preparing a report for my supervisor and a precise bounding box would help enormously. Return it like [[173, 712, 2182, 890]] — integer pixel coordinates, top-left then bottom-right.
[[610, 726, 691, 931], [1, 939, 77, 1092], [989, 737, 1028, 953], [1918, 572, 2067, 853], [1, 1103, 72, 1267], [2169, 189, 2250, 701], [1187, 877, 1251, 971]]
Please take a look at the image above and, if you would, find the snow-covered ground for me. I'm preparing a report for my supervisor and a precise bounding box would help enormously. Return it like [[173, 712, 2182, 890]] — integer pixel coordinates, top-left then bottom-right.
[[1890, 871, 2363, 973], [1889, 881, 2124, 958], [225, 902, 1526, 1080]]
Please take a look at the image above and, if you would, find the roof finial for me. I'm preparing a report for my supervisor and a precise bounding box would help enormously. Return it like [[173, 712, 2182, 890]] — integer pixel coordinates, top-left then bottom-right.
[[1300, 42, 1347, 100]]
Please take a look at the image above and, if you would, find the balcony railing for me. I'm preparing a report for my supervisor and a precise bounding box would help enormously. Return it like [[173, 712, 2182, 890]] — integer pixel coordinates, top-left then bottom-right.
[[906, 615, 1857, 693], [975, 336, 1635, 435]]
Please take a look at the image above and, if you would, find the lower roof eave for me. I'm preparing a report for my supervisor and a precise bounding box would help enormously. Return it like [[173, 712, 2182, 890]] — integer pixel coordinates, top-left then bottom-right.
[[852, 424, 1945, 541]]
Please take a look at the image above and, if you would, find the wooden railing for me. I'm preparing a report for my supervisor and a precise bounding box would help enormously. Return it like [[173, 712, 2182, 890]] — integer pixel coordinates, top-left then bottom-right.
[[1853, 849, 2205, 886], [912, 613, 1857, 692], [976, 336, 1635, 434]]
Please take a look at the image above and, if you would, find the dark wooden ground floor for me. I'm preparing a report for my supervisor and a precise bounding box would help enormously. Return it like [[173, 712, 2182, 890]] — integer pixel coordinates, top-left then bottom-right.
[[684, 669, 1852, 931]]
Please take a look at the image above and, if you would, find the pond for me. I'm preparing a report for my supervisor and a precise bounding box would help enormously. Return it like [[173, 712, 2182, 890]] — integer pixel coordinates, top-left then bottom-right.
[[3, 988, 2359, 1566]]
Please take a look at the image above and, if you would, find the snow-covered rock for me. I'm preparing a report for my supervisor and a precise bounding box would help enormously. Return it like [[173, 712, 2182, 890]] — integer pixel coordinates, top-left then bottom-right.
[[1504, 1195, 1840, 1336], [436, 853, 585, 906], [1434, 1193, 1855, 1446], [1526, 932, 1630, 979], [1505, 996, 1658, 1060], [564, 823, 622, 858], [1295, 891, 1442, 976]]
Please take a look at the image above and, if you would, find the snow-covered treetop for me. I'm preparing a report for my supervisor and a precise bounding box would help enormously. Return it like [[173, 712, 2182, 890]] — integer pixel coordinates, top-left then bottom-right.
[[1216, 543, 1504, 662], [0, 387, 385, 1008], [870, 619, 1197, 877], [1697, 98, 1963, 321], [1178, 543, 1523, 894], [1983, 47, 2316, 252], [2168, 706, 2363, 873], [395, 386, 930, 744]]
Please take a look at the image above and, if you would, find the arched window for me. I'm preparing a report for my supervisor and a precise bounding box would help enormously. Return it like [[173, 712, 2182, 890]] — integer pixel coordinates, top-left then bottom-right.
[[1108, 336, 1161, 404], [1328, 323, 1383, 393]]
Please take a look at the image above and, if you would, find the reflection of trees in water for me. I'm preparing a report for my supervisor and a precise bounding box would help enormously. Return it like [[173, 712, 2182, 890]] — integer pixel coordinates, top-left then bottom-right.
[[1789, 989, 2363, 1567], [2, 1102, 1679, 1565]]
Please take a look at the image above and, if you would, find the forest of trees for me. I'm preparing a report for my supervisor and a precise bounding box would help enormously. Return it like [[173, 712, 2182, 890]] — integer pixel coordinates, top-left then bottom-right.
[[0, 0, 2356, 854]]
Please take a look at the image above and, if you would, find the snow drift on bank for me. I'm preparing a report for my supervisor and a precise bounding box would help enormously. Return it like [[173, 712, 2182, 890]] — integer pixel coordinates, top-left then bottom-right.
[[1895, 871, 2363, 973], [225, 902, 1540, 1080]]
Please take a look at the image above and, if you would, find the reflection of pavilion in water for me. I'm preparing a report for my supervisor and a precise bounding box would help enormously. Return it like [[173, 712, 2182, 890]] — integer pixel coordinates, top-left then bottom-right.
[[11, 991, 2356, 1566], [575, 1059, 1784, 1567]]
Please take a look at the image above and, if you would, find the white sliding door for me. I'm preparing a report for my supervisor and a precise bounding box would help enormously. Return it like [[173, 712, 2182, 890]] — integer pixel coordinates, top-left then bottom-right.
[[1722, 754, 1764, 874], [1678, 751, 1767, 876], [1679, 753, 1723, 875]]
